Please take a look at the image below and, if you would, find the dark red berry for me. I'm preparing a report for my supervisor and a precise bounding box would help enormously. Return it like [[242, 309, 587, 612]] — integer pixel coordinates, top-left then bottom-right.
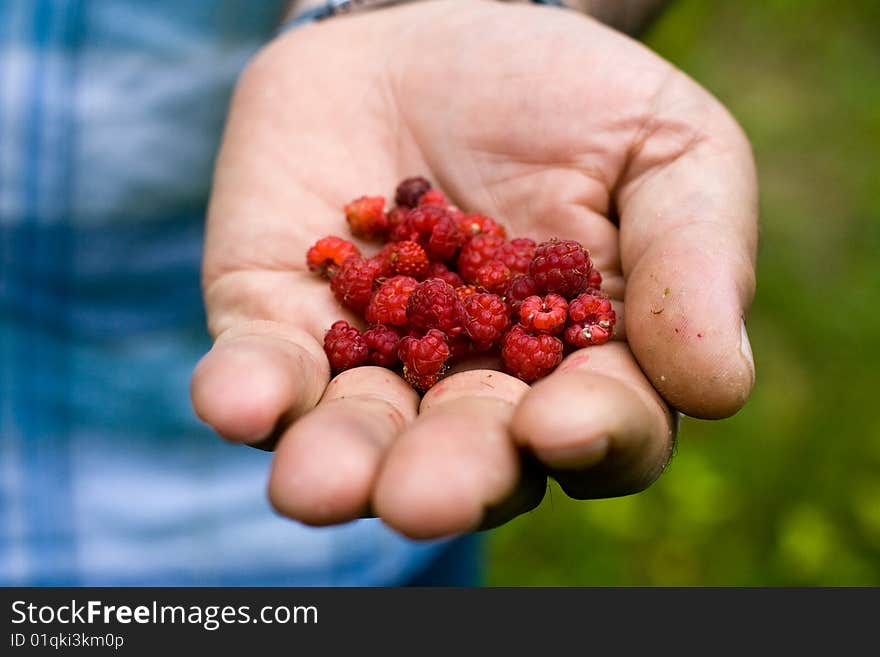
[[495, 238, 536, 274], [457, 233, 504, 283], [463, 293, 510, 351], [395, 176, 432, 208], [529, 238, 593, 298], [364, 325, 401, 368], [505, 274, 540, 318], [330, 255, 383, 313], [324, 320, 369, 373], [501, 325, 563, 383], [366, 275, 418, 326], [475, 260, 512, 295], [406, 278, 467, 336], [398, 329, 451, 391]]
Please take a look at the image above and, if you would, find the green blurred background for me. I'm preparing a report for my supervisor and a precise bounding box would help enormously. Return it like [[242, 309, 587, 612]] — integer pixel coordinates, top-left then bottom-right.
[[487, 0, 880, 585]]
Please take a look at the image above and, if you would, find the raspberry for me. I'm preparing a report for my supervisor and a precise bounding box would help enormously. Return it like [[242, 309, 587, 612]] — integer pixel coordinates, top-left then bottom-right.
[[501, 325, 564, 383], [504, 274, 540, 318], [426, 214, 465, 262], [418, 189, 447, 207], [519, 293, 568, 335], [398, 329, 451, 391], [406, 278, 466, 336], [402, 206, 464, 262], [529, 238, 593, 298], [457, 214, 506, 240], [344, 195, 387, 240], [363, 325, 401, 368], [365, 275, 418, 326], [324, 320, 369, 373], [388, 216, 418, 243], [455, 284, 478, 303], [495, 238, 536, 274], [587, 267, 603, 291], [457, 233, 505, 283], [306, 236, 360, 278], [564, 292, 616, 347], [463, 293, 510, 351], [475, 260, 512, 295], [371, 245, 396, 278], [386, 205, 409, 233], [425, 262, 464, 288], [330, 255, 383, 313], [395, 176, 432, 208], [386, 240, 429, 278]]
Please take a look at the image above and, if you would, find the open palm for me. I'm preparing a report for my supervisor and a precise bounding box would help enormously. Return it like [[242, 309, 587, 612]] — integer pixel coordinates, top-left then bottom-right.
[[191, 0, 757, 539]]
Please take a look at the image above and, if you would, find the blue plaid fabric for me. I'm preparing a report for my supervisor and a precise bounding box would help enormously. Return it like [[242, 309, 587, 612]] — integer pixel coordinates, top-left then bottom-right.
[[0, 0, 456, 586]]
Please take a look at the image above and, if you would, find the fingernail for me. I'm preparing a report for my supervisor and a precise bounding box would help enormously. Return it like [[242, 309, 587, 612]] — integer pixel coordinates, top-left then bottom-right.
[[536, 435, 610, 469], [740, 318, 755, 385]]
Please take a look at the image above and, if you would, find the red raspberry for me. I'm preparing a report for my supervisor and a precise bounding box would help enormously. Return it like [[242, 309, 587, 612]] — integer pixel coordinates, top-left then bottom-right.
[[475, 260, 512, 295], [504, 274, 540, 318], [463, 293, 510, 351], [306, 236, 360, 279], [457, 233, 505, 283], [406, 278, 466, 336], [344, 195, 387, 240], [371, 245, 396, 278], [495, 238, 536, 274], [388, 214, 418, 243], [455, 284, 478, 303], [395, 176, 432, 208], [365, 275, 418, 326], [324, 320, 369, 373], [529, 238, 593, 298], [519, 293, 568, 335], [457, 214, 507, 240], [587, 267, 603, 291], [398, 329, 451, 391], [401, 206, 464, 262], [418, 189, 447, 207], [425, 214, 465, 262], [501, 325, 564, 383], [564, 293, 616, 347], [425, 262, 464, 288], [386, 240, 429, 278], [330, 255, 383, 313], [386, 205, 409, 233], [363, 325, 401, 368]]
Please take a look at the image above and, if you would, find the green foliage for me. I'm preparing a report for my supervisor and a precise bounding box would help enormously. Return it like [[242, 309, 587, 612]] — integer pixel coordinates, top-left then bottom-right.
[[487, 0, 880, 586]]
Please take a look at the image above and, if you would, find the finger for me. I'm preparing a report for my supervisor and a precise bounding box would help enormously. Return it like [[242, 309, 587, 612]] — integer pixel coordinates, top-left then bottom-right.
[[618, 72, 758, 419], [373, 370, 542, 540], [267, 367, 419, 526], [190, 320, 328, 444], [511, 342, 675, 499]]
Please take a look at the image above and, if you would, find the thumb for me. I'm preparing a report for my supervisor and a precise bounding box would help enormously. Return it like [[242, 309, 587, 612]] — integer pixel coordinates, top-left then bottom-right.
[[619, 77, 757, 419]]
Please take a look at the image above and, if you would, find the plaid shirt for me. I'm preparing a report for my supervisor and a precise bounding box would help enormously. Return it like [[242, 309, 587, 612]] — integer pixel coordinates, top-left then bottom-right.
[[0, 0, 448, 585]]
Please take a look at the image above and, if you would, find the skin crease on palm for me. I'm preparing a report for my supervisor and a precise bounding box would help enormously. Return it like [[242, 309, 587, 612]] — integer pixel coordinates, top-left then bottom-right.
[[189, 0, 758, 540]]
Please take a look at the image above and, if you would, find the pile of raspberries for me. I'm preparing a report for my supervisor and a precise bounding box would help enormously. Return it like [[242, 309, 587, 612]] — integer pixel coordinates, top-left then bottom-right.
[[306, 177, 616, 392]]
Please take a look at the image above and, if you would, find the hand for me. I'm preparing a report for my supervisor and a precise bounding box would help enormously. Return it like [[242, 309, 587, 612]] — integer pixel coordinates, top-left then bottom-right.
[[191, 0, 757, 539]]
